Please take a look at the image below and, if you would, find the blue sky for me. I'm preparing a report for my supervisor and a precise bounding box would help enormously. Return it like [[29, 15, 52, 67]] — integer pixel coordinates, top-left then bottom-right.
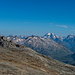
[[0, 0, 75, 36]]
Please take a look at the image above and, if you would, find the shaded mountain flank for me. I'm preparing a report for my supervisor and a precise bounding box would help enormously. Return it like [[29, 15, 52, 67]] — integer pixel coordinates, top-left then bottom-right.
[[0, 36, 75, 75], [58, 53, 75, 66]]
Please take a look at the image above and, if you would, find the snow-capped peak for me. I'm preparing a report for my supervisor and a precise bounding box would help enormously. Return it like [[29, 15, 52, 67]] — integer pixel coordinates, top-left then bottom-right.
[[46, 33, 54, 36], [47, 33, 51, 35], [44, 33, 59, 39], [43, 33, 64, 42]]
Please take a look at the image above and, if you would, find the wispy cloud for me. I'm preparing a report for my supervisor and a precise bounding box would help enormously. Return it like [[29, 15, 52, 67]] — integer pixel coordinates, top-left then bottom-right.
[[56, 25, 68, 28]]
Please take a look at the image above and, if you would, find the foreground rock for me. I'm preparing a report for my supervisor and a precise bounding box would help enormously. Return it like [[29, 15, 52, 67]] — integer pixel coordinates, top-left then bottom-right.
[[0, 36, 75, 75]]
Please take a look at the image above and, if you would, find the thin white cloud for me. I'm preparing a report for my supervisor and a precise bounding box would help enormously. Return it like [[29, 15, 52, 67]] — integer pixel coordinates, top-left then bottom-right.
[[56, 25, 68, 28]]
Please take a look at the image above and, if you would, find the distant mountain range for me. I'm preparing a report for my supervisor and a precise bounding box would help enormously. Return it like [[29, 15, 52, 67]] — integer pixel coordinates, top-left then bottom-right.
[[7, 35, 25, 43], [7, 33, 75, 53], [6, 33, 75, 65], [7, 34, 73, 60]]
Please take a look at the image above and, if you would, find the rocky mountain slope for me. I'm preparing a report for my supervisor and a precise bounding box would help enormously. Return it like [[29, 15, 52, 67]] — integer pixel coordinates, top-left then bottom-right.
[[7, 35, 72, 60], [0, 36, 75, 75]]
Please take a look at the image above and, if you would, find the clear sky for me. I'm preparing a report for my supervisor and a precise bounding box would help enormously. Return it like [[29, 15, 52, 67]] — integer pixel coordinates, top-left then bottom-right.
[[0, 0, 75, 36]]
